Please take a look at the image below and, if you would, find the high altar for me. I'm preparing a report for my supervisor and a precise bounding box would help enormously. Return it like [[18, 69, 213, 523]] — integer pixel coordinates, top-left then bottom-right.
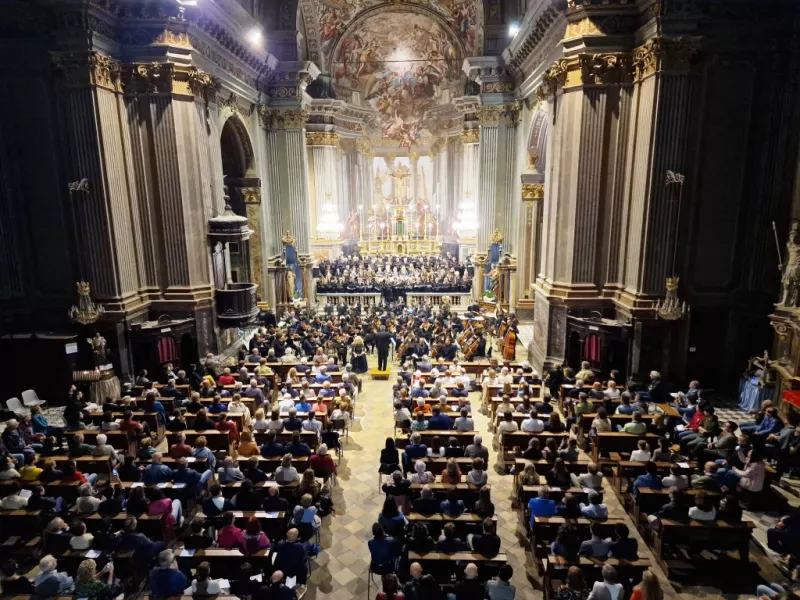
[[360, 158, 443, 256]]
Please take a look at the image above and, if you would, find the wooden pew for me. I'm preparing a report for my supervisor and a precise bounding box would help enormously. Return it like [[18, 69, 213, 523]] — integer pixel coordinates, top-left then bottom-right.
[[512, 458, 591, 489], [84, 511, 165, 540], [409, 482, 485, 505], [176, 547, 273, 572], [183, 411, 246, 430], [217, 480, 299, 501], [542, 556, 651, 600], [395, 430, 477, 449], [408, 512, 496, 536], [407, 551, 507, 583], [64, 430, 130, 453], [0, 479, 104, 503], [420, 457, 475, 475], [653, 519, 755, 576], [630, 487, 723, 526], [612, 461, 696, 497], [0, 509, 46, 538], [50, 455, 114, 479], [166, 430, 231, 452], [501, 432, 570, 461], [593, 433, 660, 462], [529, 517, 627, 558], [84, 411, 163, 440], [519, 486, 590, 506], [253, 431, 318, 450]]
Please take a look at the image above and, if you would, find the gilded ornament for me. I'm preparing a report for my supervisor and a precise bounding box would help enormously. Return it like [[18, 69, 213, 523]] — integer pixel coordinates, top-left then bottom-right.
[[489, 229, 504, 244], [281, 230, 296, 246], [257, 104, 272, 128], [355, 139, 374, 158], [477, 105, 503, 126], [527, 150, 539, 169], [461, 129, 480, 143], [241, 187, 261, 204], [187, 68, 219, 103], [273, 108, 310, 129], [633, 36, 701, 81], [579, 53, 633, 85], [536, 58, 571, 100], [522, 183, 544, 199], [305, 131, 340, 146]]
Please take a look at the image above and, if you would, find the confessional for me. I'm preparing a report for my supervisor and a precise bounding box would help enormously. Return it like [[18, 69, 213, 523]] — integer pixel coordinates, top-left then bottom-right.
[[564, 312, 632, 380]]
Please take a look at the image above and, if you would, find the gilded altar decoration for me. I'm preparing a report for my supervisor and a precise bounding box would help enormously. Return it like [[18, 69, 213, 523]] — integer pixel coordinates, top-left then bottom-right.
[[489, 228, 504, 244], [281, 230, 297, 247], [355, 138, 374, 158], [69, 281, 105, 325], [778, 220, 800, 307]]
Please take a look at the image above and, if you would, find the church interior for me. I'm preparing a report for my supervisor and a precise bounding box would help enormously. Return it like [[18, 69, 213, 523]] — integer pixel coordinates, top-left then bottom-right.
[[2, 0, 800, 599]]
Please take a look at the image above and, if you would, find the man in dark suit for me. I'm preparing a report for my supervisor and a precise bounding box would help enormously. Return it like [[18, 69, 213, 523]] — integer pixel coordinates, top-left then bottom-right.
[[255, 570, 297, 600], [272, 529, 309, 590], [375, 325, 393, 371]]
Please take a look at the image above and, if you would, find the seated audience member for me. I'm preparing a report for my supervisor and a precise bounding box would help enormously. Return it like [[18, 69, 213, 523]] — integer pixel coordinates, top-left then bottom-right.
[[202, 484, 235, 517], [551, 524, 581, 560], [632, 461, 663, 494], [453, 563, 485, 600], [149, 549, 189, 598], [691, 461, 723, 492], [688, 492, 717, 522], [272, 528, 309, 594], [33, 555, 73, 596], [528, 486, 557, 526], [468, 518, 501, 557], [285, 431, 312, 457], [260, 430, 285, 458], [440, 488, 466, 518], [192, 435, 217, 470], [218, 456, 245, 483], [589, 565, 624, 600], [413, 485, 440, 514], [143, 452, 173, 484], [0, 559, 33, 594], [183, 521, 215, 550], [580, 491, 608, 520], [607, 523, 638, 561], [216, 511, 245, 549], [580, 522, 610, 558], [486, 564, 515, 600], [464, 434, 489, 461], [368, 523, 398, 575], [558, 493, 582, 519], [631, 439, 652, 462], [437, 522, 467, 553], [275, 453, 300, 483], [467, 457, 488, 487], [578, 463, 604, 491], [661, 465, 689, 490]]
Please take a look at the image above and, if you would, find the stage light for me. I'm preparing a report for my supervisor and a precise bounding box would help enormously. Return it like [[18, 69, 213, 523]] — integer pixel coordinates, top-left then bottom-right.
[[247, 27, 263, 46], [508, 22, 520, 38]]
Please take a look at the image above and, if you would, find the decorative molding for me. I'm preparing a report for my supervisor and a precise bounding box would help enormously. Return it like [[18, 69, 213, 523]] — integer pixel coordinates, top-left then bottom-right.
[[241, 187, 261, 205], [122, 62, 175, 95], [187, 68, 220, 103], [477, 105, 503, 126], [264, 108, 310, 130], [220, 92, 254, 117], [528, 150, 539, 169], [52, 52, 122, 92], [564, 15, 638, 39], [305, 131, 340, 146], [522, 183, 545, 200], [506, 4, 564, 77], [535, 58, 571, 101], [257, 104, 271, 129], [632, 36, 702, 81]]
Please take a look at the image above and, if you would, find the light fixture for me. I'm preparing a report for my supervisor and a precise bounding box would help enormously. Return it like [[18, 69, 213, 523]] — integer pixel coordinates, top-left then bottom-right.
[[246, 27, 263, 46], [317, 192, 343, 240], [655, 170, 690, 320], [508, 22, 520, 38], [456, 191, 478, 238], [69, 281, 105, 325]]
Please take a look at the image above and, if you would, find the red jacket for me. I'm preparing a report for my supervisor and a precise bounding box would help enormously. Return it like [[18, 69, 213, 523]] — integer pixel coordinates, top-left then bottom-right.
[[687, 411, 704, 431], [216, 420, 240, 443], [309, 453, 337, 475], [218, 375, 236, 385]]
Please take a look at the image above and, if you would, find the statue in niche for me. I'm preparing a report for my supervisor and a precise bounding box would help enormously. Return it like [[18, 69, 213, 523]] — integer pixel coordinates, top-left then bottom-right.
[[489, 264, 500, 298], [348, 210, 360, 240], [285, 269, 297, 301], [90, 333, 108, 366], [780, 220, 800, 307]]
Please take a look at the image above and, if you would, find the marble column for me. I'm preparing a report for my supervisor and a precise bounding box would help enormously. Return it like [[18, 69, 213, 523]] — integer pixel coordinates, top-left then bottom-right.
[[241, 187, 265, 301], [355, 139, 374, 234], [476, 107, 500, 253], [461, 131, 480, 239], [308, 131, 341, 240], [52, 52, 145, 315]]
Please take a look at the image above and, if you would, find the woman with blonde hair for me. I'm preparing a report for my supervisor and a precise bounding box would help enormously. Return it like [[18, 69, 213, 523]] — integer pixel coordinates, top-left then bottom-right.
[[252, 408, 269, 431], [275, 453, 299, 483], [73, 558, 115, 598], [237, 431, 259, 457], [298, 469, 321, 502], [351, 336, 368, 373], [286, 367, 299, 384], [630, 570, 663, 600], [517, 463, 541, 497]]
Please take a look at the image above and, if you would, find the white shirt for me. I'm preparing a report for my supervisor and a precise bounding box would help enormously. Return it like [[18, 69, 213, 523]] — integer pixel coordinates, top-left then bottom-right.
[[267, 419, 284, 431], [497, 421, 519, 435], [302, 419, 322, 435], [631, 449, 651, 462], [70, 533, 94, 550], [427, 447, 446, 457], [192, 579, 222, 594], [454, 417, 475, 431], [252, 419, 269, 431], [662, 474, 689, 490], [604, 388, 621, 399], [279, 398, 296, 411], [0, 494, 28, 509], [521, 418, 545, 433], [688, 505, 716, 521], [591, 581, 624, 600], [394, 408, 412, 423]]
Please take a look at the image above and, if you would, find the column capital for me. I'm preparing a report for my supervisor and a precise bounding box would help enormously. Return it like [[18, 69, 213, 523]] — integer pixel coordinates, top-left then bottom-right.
[[633, 36, 702, 81], [305, 131, 340, 147], [522, 183, 545, 200], [52, 51, 122, 93], [355, 139, 374, 158], [264, 107, 311, 130], [536, 52, 636, 100], [461, 128, 480, 143], [241, 187, 262, 205], [266, 61, 320, 102]]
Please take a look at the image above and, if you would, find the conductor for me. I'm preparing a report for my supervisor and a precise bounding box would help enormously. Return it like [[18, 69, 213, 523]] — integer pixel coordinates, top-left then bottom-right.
[[375, 326, 393, 372]]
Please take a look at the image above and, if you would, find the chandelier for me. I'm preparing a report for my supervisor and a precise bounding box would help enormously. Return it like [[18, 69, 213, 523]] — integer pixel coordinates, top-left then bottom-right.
[[656, 170, 690, 320], [456, 191, 478, 238], [69, 281, 105, 325], [317, 192, 343, 240]]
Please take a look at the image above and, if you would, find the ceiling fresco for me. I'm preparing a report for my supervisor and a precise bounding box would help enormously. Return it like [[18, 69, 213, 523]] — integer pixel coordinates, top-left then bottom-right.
[[331, 9, 464, 148]]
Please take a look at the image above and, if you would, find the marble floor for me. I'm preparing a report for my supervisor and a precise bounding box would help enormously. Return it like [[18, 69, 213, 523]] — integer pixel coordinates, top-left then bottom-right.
[[303, 353, 787, 600]]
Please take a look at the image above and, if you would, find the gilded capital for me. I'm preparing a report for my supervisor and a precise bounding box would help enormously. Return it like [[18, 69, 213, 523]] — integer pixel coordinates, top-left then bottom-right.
[[633, 36, 702, 81], [258, 104, 272, 129], [187, 68, 219, 103], [53, 52, 122, 92], [522, 183, 544, 200], [535, 58, 571, 101], [461, 129, 480, 144], [305, 131, 340, 146], [269, 108, 310, 130], [122, 62, 175, 95], [477, 105, 503, 126], [578, 53, 633, 85], [355, 138, 374, 158], [241, 187, 262, 205]]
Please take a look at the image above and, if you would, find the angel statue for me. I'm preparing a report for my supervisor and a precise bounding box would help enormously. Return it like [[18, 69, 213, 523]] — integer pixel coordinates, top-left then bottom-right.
[[90, 333, 108, 366], [780, 220, 800, 307]]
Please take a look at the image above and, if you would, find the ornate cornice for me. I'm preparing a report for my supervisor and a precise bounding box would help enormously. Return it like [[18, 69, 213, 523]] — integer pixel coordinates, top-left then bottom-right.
[[52, 52, 122, 92], [535, 58, 571, 101], [632, 36, 702, 81], [305, 131, 340, 147], [187, 68, 220, 103], [267, 63, 320, 100], [522, 183, 545, 200], [506, 4, 564, 78]]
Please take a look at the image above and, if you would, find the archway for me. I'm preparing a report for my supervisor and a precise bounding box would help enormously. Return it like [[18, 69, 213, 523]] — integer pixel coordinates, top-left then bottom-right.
[[527, 108, 549, 173], [218, 114, 259, 286]]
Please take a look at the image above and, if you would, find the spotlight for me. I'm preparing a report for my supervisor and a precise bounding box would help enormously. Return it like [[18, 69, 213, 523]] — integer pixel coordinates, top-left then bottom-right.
[[508, 22, 520, 38], [247, 27, 263, 46]]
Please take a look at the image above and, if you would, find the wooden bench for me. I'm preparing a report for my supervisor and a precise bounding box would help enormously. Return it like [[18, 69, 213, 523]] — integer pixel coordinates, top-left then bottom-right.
[[217, 480, 299, 500], [254, 431, 318, 450], [593, 433, 660, 462], [612, 461, 696, 497], [512, 458, 591, 489], [166, 430, 231, 452], [542, 556, 651, 600], [631, 487, 723, 526], [407, 551, 507, 583], [50, 455, 114, 478], [0, 479, 107, 503], [653, 519, 755, 575], [396, 430, 478, 449], [409, 482, 486, 504], [519, 486, 590, 506], [408, 512, 496, 536], [183, 411, 246, 430], [84, 511, 166, 540], [420, 457, 475, 475], [0, 509, 46, 537], [64, 430, 131, 452], [176, 547, 273, 572], [529, 517, 627, 558], [84, 411, 163, 440]]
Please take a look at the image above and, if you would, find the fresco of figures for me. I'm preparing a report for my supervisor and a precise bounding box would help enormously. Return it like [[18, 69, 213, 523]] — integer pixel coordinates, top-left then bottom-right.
[[333, 11, 463, 147], [317, 0, 479, 62]]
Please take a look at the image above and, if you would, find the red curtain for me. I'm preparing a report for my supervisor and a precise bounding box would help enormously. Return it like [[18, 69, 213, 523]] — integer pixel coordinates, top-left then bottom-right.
[[157, 336, 177, 364], [584, 334, 600, 363]]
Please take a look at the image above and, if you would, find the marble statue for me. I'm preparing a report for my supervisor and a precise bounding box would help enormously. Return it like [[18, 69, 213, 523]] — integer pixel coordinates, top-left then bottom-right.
[[91, 333, 107, 366], [780, 220, 800, 307]]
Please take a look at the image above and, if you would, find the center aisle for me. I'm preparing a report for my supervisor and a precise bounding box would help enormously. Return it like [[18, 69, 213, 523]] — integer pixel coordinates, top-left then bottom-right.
[[308, 354, 532, 600]]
